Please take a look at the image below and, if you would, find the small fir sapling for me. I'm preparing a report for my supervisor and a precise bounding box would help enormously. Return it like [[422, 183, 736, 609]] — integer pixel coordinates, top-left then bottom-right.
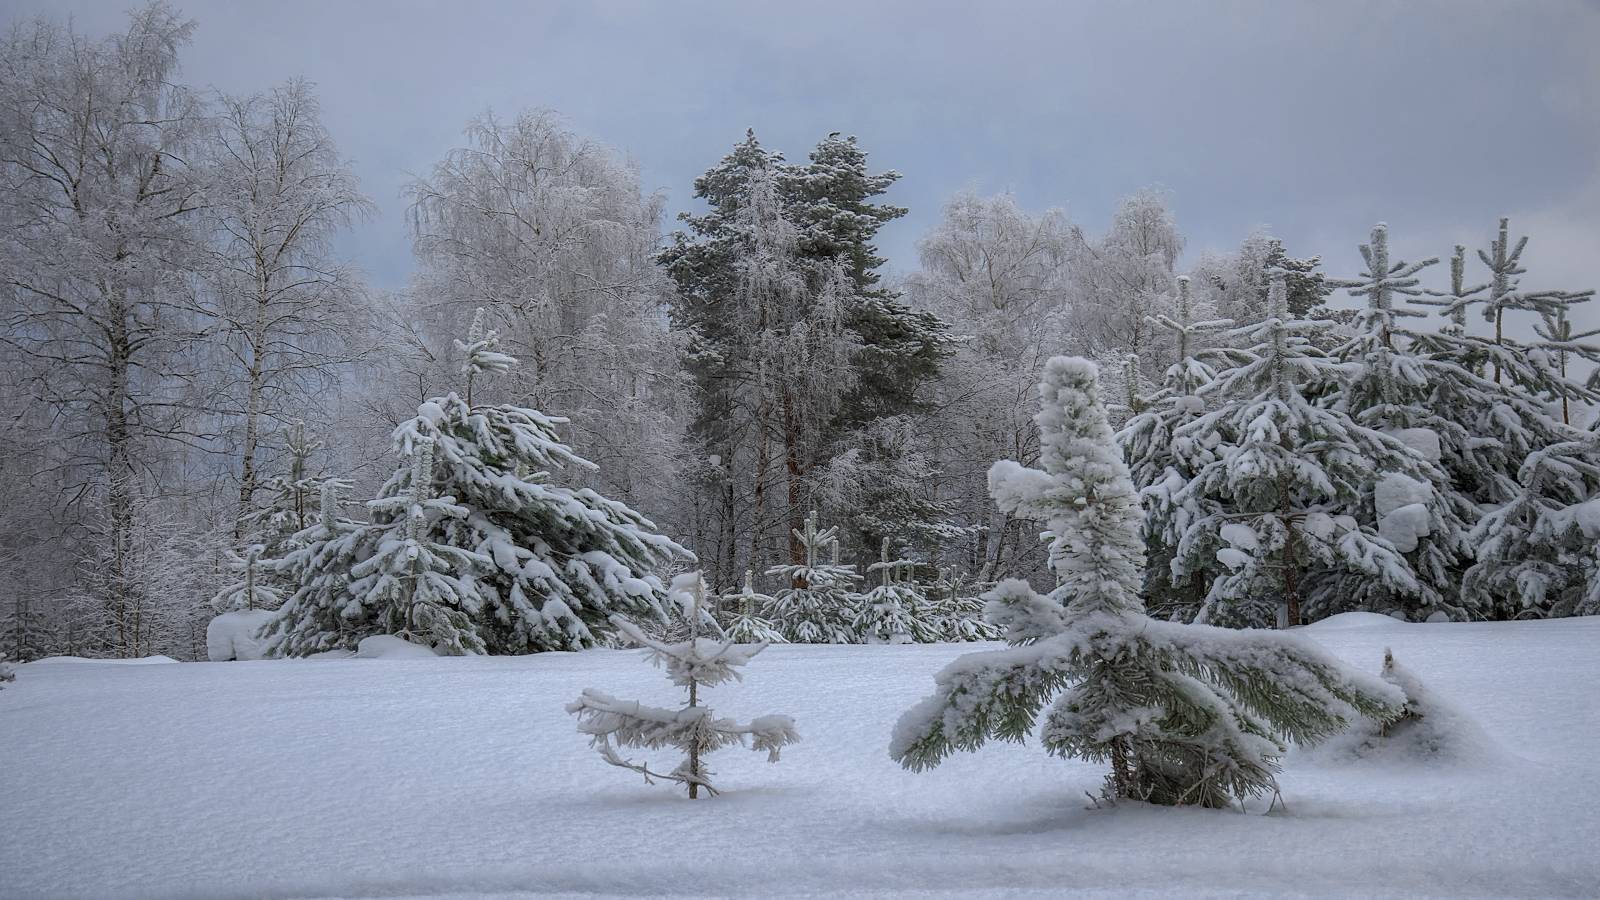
[[765, 512, 863, 643], [720, 571, 786, 644], [892, 357, 1404, 808], [246, 421, 349, 562], [855, 538, 931, 643], [933, 568, 999, 641], [0, 652, 15, 688], [568, 572, 800, 798], [210, 545, 282, 613]]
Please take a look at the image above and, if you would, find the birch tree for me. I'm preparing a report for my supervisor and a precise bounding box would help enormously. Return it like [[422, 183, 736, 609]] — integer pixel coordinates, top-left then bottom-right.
[[0, 4, 208, 656], [203, 78, 373, 537]]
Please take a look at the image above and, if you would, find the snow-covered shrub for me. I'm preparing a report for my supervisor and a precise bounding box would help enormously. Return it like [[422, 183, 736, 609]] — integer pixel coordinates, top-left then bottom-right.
[[568, 572, 800, 798], [0, 652, 15, 688], [892, 357, 1404, 808]]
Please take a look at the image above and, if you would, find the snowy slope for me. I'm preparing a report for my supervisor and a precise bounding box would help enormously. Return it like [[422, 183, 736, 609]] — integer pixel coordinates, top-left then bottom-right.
[[1, 617, 1597, 900]]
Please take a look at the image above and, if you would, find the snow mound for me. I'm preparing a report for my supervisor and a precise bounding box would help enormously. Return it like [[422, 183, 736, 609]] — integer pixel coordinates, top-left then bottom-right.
[[355, 635, 441, 659], [1300, 611, 1411, 631], [25, 655, 180, 665], [206, 610, 277, 661], [1301, 649, 1509, 767]]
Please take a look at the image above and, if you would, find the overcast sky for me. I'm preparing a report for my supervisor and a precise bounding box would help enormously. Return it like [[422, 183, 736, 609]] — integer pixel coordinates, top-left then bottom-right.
[[12, 0, 1600, 334]]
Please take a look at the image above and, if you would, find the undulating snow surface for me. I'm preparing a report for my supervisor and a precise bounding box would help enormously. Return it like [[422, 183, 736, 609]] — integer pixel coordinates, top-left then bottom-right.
[[2, 617, 1597, 900]]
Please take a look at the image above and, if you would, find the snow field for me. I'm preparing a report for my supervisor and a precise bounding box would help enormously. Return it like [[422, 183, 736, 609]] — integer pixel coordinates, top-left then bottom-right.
[[1, 615, 1597, 900]]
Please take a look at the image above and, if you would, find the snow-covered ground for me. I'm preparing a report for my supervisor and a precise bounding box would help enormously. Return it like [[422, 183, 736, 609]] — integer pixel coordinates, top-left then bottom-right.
[[2, 614, 1597, 900]]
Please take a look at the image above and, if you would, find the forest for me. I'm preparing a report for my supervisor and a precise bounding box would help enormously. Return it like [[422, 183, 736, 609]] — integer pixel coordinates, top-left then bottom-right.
[[3, 5, 1598, 664]]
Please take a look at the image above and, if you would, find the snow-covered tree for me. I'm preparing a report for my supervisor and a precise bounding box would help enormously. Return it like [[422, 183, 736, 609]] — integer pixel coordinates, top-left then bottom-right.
[[261, 483, 363, 656], [1171, 275, 1447, 627], [203, 78, 372, 538], [764, 512, 862, 643], [1462, 432, 1600, 618], [210, 545, 282, 613], [719, 571, 785, 644], [405, 108, 687, 521], [0, 652, 15, 689], [662, 131, 952, 585], [1117, 276, 1233, 619], [855, 538, 934, 644], [906, 189, 1078, 585], [265, 320, 691, 655], [568, 572, 800, 798], [892, 357, 1404, 808], [1310, 225, 1473, 621]]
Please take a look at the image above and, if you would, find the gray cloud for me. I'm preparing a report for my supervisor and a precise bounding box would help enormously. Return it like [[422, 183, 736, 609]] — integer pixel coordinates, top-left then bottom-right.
[[11, 0, 1600, 336]]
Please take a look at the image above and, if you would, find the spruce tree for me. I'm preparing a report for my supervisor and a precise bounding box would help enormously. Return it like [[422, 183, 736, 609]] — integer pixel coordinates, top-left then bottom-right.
[[568, 572, 800, 798], [765, 512, 862, 643], [854, 538, 934, 643], [1171, 275, 1444, 627], [264, 314, 691, 655], [719, 571, 785, 644], [1315, 224, 1473, 621], [1117, 276, 1232, 620], [892, 357, 1403, 807]]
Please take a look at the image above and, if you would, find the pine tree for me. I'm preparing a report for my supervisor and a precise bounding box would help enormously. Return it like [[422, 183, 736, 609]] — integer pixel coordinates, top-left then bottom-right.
[[1462, 431, 1600, 618], [719, 571, 785, 644], [1172, 275, 1446, 627], [568, 572, 800, 798], [0, 652, 15, 689], [660, 131, 952, 584], [765, 512, 862, 643], [891, 357, 1404, 808]]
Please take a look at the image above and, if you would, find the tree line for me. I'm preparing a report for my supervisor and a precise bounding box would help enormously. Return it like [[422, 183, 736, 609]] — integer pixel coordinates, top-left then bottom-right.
[[3, 5, 1597, 662]]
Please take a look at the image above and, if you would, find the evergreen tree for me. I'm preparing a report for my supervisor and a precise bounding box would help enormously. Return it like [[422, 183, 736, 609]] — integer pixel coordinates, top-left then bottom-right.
[[854, 538, 934, 644], [892, 357, 1403, 808], [1462, 431, 1600, 618], [1171, 275, 1445, 627], [209, 545, 282, 613], [660, 131, 952, 584], [0, 651, 14, 689], [765, 512, 862, 643], [264, 317, 691, 655], [245, 422, 348, 563], [719, 571, 785, 644], [1315, 224, 1473, 621], [1117, 276, 1232, 620], [568, 572, 800, 798]]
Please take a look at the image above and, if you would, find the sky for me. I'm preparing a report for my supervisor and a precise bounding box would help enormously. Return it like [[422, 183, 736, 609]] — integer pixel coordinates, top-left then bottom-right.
[[9, 0, 1600, 336]]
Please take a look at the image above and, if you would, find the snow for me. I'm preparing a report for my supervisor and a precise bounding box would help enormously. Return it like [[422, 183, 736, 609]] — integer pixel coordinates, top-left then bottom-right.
[[1378, 502, 1432, 553], [205, 609, 277, 661], [3, 618, 1598, 899], [1219, 522, 1258, 550], [356, 634, 444, 658]]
